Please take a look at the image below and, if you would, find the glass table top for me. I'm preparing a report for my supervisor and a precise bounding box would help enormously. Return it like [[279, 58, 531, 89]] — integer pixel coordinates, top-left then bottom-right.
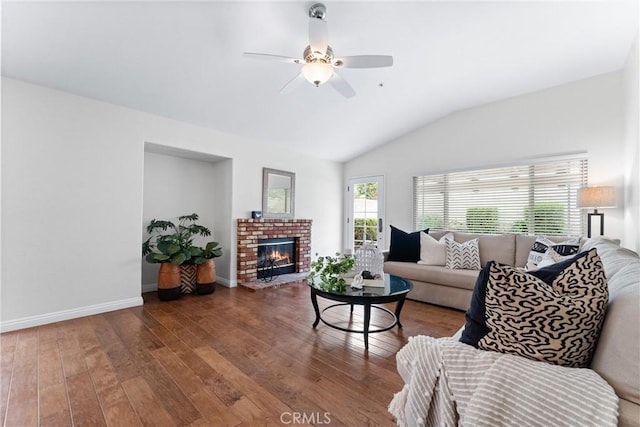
[[308, 273, 412, 297]]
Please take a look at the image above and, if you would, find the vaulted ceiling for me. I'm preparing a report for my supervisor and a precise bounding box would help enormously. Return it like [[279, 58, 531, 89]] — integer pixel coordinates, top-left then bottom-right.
[[2, 1, 637, 162]]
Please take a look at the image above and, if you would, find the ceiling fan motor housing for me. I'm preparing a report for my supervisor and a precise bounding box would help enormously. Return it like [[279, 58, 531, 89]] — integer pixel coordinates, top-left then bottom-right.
[[309, 3, 326, 20], [304, 45, 333, 64]]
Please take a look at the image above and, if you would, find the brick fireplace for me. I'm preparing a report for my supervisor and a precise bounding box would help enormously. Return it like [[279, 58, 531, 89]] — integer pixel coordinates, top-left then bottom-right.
[[236, 219, 312, 284]]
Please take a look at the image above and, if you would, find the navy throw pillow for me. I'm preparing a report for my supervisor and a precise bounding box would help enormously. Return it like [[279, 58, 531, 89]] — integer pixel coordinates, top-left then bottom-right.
[[458, 262, 493, 346], [387, 225, 429, 263]]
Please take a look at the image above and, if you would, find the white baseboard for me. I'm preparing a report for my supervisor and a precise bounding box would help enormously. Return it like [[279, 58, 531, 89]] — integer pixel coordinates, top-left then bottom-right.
[[0, 296, 144, 333], [217, 276, 236, 288]]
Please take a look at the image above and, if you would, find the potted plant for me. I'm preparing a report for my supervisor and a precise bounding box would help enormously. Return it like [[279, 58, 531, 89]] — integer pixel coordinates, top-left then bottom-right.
[[307, 253, 355, 293], [141, 234, 190, 301], [142, 213, 213, 299], [192, 241, 223, 295]]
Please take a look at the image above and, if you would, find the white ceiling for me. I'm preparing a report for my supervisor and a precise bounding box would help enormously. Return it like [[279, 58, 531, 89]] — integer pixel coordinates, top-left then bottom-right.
[[2, 1, 638, 162]]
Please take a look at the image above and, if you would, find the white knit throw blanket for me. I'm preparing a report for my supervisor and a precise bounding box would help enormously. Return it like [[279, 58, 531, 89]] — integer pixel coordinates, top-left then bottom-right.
[[388, 336, 618, 427]]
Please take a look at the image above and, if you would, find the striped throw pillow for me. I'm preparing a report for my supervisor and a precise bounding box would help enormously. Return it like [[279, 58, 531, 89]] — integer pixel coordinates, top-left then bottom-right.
[[445, 238, 481, 270]]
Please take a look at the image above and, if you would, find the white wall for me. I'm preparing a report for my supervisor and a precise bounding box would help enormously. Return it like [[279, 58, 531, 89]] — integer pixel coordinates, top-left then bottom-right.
[[1, 77, 343, 331], [345, 71, 627, 249], [2, 79, 146, 330], [211, 158, 234, 284], [623, 35, 640, 254]]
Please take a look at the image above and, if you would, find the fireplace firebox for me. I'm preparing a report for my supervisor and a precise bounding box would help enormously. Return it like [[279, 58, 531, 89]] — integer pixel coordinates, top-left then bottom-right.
[[257, 238, 296, 280], [236, 219, 312, 285]]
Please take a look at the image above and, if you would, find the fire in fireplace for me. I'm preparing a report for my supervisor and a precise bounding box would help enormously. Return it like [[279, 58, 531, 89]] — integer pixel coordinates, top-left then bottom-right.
[[257, 238, 296, 280]]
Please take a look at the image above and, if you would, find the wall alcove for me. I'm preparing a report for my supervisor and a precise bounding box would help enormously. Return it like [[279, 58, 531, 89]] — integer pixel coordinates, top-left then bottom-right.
[[141, 142, 233, 293]]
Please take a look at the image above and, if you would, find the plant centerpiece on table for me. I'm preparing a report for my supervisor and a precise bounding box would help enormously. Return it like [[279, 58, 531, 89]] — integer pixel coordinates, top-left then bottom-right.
[[307, 253, 355, 293], [142, 213, 220, 299]]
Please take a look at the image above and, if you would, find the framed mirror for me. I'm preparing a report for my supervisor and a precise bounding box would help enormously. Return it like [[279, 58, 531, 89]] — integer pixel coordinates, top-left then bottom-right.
[[262, 168, 295, 218]]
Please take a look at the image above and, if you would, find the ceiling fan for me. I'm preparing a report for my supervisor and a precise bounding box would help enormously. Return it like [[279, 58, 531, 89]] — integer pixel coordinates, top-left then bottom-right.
[[243, 3, 393, 98]]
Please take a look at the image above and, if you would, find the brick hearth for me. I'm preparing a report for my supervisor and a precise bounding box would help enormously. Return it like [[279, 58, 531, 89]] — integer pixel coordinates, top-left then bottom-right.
[[236, 219, 312, 284]]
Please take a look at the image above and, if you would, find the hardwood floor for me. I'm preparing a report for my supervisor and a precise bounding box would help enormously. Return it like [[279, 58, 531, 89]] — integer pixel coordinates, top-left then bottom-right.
[[1, 283, 465, 426]]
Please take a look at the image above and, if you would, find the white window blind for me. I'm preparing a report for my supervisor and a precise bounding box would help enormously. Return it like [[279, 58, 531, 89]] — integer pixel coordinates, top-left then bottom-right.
[[413, 156, 588, 236]]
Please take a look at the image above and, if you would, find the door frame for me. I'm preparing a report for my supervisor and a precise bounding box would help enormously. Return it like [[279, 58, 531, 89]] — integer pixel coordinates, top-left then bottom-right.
[[344, 175, 386, 253]]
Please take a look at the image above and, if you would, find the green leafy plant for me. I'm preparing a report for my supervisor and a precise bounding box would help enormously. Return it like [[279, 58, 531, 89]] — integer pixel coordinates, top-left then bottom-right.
[[307, 253, 355, 293], [142, 213, 218, 265], [191, 241, 223, 265]]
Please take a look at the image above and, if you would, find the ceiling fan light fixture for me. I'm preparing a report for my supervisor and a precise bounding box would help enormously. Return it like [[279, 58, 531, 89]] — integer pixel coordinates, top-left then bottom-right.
[[301, 61, 333, 87], [243, 2, 393, 97]]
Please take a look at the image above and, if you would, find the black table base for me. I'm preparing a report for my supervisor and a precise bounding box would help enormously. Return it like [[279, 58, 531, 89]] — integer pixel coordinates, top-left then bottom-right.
[[310, 287, 408, 350]]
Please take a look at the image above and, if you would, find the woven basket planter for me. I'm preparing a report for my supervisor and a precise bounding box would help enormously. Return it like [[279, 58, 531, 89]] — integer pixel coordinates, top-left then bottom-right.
[[180, 264, 197, 294], [196, 259, 217, 295], [157, 262, 181, 301]]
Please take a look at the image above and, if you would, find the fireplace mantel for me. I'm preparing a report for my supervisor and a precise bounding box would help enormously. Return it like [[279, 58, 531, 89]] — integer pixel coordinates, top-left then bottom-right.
[[237, 219, 312, 284]]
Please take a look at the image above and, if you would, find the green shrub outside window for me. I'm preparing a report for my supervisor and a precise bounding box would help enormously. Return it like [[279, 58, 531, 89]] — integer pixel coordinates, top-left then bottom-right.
[[466, 207, 499, 233], [354, 218, 378, 248], [413, 157, 586, 236]]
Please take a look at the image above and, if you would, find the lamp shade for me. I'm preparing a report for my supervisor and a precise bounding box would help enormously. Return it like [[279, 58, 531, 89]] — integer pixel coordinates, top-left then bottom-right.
[[302, 62, 333, 87], [577, 186, 616, 208]]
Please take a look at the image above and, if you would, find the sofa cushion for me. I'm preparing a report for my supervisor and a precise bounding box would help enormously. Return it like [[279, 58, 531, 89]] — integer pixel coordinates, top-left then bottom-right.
[[460, 248, 608, 367], [418, 232, 453, 266], [582, 237, 635, 280], [383, 262, 479, 291], [515, 234, 537, 267], [445, 238, 481, 270], [453, 232, 516, 266], [427, 230, 451, 240], [387, 225, 428, 263], [591, 271, 640, 405], [584, 238, 640, 405]]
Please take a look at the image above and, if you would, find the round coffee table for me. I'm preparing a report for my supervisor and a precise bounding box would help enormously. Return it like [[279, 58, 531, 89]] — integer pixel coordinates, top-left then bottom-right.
[[308, 274, 413, 350]]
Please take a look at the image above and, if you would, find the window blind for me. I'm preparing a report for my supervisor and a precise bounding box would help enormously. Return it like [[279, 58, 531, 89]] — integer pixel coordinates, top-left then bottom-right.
[[413, 156, 588, 236]]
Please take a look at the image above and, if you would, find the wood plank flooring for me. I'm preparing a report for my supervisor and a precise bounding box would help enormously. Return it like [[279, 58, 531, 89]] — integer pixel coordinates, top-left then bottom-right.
[[1, 282, 465, 426]]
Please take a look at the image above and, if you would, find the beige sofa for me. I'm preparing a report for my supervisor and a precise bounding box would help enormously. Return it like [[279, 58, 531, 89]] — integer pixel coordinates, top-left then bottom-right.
[[385, 233, 640, 426], [384, 230, 571, 310], [583, 238, 640, 426]]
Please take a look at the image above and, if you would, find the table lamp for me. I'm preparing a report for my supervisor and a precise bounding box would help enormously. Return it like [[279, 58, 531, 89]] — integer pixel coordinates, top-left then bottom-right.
[[577, 186, 616, 238]]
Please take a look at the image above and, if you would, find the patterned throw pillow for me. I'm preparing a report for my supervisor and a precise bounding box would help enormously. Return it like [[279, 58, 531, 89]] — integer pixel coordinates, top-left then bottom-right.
[[460, 248, 608, 367], [445, 238, 481, 270], [536, 247, 575, 269], [526, 236, 581, 270]]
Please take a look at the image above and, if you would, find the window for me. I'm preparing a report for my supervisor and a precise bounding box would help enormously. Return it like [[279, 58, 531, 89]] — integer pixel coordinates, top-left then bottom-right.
[[413, 156, 588, 236]]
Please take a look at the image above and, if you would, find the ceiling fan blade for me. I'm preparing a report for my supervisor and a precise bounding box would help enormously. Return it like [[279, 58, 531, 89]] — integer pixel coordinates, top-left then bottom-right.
[[308, 17, 328, 54], [243, 52, 302, 64], [280, 73, 306, 94], [329, 73, 355, 98], [334, 55, 394, 68]]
